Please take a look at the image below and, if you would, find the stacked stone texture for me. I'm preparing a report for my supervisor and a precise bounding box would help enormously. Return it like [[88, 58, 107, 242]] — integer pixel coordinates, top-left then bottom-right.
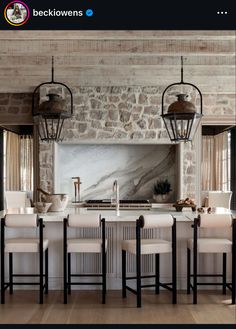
[[59, 86, 166, 142], [0, 93, 32, 122]]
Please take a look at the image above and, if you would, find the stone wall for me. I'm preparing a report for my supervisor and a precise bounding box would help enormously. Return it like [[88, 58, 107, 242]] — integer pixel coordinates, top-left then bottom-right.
[[38, 86, 235, 199], [0, 93, 33, 124], [41, 86, 169, 142]]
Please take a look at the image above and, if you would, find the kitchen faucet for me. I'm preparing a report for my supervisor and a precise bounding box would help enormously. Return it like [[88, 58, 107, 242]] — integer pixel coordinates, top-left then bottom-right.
[[113, 180, 120, 216]]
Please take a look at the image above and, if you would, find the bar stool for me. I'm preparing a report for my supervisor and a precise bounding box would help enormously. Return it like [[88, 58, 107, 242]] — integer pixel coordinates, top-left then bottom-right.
[[63, 214, 107, 304], [1, 214, 49, 304], [122, 214, 176, 308], [187, 214, 236, 304]]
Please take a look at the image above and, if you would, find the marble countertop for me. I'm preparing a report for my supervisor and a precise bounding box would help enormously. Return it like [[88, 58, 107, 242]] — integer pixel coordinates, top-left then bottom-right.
[[0, 206, 197, 223], [1, 206, 234, 223]]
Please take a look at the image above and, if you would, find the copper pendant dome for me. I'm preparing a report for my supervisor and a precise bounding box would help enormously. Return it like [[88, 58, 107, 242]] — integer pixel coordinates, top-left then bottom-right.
[[168, 94, 196, 114]]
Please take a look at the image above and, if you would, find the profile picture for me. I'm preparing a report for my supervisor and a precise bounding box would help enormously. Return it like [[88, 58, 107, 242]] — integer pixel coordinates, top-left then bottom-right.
[[4, 1, 30, 26]]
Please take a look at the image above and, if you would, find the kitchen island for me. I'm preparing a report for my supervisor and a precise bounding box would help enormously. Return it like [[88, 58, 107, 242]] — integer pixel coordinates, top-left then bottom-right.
[[0, 206, 233, 291]]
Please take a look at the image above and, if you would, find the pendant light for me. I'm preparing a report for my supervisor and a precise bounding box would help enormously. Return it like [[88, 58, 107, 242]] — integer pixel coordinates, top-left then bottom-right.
[[32, 56, 73, 142], [161, 56, 203, 142]]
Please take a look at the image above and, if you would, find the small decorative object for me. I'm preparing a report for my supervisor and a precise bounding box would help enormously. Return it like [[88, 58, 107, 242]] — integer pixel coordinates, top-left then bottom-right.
[[34, 202, 52, 214], [37, 188, 69, 212], [207, 207, 212, 214], [153, 179, 172, 202], [197, 207, 214, 214], [197, 207, 205, 214], [173, 197, 196, 212]]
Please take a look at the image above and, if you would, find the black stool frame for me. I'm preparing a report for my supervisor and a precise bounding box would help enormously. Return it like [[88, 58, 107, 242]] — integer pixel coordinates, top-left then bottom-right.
[[187, 217, 236, 304], [63, 216, 106, 304], [122, 215, 177, 308], [1, 217, 48, 304]]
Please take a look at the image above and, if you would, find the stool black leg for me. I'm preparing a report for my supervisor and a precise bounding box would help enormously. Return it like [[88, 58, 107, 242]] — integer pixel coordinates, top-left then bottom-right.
[[122, 249, 126, 298], [232, 232, 235, 304], [102, 252, 106, 304], [68, 253, 71, 295], [39, 249, 43, 304], [137, 251, 141, 308], [193, 219, 198, 305], [187, 248, 191, 294], [63, 251, 67, 304], [63, 218, 67, 304], [193, 249, 197, 304], [172, 245, 177, 304], [223, 253, 226, 295], [1, 219, 5, 304], [45, 248, 48, 294], [155, 254, 160, 294], [1, 244, 5, 304], [232, 267, 235, 304], [9, 253, 13, 294]]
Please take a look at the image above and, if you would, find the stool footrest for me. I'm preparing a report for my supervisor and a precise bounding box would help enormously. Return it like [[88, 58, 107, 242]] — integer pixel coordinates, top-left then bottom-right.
[[189, 282, 232, 289], [67, 282, 103, 285], [126, 275, 157, 281], [12, 274, 46, 277], [70, 274, 102, 277], [190, 274, 223, 277], [4, 282, 43, 285], [126, 286, 137, 295]]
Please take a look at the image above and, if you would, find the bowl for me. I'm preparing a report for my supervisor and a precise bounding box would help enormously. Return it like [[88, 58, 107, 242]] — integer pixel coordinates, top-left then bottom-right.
[[41, 194, 69, 211], [34, 202, 52, 213]]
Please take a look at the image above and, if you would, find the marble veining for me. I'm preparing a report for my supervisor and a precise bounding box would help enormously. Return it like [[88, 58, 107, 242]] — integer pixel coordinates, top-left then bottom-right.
[[54, 144, 177, 202]]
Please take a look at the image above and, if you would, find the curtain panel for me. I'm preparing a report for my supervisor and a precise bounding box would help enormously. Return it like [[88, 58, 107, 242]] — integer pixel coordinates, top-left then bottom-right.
[[202, 131, 230, 191], [5, 131, 21, 190], [5, 131, 33, 192]]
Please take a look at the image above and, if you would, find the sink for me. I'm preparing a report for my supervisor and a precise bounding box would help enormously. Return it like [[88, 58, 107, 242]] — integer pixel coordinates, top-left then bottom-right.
[[84, 199, 152, 210]]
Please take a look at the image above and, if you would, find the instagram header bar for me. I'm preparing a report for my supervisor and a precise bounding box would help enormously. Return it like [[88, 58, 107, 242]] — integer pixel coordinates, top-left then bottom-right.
[[0, 0, 235, 29]]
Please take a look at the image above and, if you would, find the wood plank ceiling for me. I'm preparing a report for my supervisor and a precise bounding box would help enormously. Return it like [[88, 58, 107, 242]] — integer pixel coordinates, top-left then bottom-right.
[[0, 30, 235, 94]]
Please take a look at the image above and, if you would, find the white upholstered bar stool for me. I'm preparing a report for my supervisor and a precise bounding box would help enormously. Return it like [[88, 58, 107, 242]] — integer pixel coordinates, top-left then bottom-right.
[[208, 191, 232, 209], [187, 214, 236, 304], [4, 191, 32, 209], [1, 214, 49, 304], [63, 214, 107, 304], [122, 214, 177, 308]]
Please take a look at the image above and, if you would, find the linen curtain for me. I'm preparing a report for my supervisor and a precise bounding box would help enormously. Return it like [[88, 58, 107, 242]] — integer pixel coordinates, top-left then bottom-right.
[[201, 131, 230, 191], [5, 131, 33, 191], [20, 135, 33, 191], [5, 131, 21, 190]]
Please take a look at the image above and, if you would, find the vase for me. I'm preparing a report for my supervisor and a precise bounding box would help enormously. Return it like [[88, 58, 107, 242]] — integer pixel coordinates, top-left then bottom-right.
[[153, 194, 168, 203]]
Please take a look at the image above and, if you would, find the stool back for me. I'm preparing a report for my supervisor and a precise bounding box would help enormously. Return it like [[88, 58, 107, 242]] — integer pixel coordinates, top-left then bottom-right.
[[67, 214, 100, 228], [140, 214, 174, 228], [4, 191, 31, 209], [208, 191, 232, 209], [199, 214, 232, 228], [5, 214, 38, 228]]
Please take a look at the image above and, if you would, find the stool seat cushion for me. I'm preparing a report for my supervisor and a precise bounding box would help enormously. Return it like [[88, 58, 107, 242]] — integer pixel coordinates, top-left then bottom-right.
[[122, 239, 172, 255], [5, 238, 49, 253], [67, 238, 107, 253], [187, 238, 232, 253]]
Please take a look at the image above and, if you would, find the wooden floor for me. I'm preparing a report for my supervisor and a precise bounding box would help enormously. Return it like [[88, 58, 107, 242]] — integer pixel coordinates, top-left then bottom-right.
[[0, 290, 235, 324]]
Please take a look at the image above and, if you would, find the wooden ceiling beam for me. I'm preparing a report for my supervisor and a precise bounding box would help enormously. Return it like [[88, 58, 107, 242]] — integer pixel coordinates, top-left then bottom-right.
[[0, 55, 235, 66], [0, 39, 234, 55], [0, 30, 235, 40], [0, 66, 234, 77]]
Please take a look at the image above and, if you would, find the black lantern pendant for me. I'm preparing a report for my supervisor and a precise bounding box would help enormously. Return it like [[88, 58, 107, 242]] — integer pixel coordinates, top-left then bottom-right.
[[161, 57, 203, 142], [32, 57, 73, 142]]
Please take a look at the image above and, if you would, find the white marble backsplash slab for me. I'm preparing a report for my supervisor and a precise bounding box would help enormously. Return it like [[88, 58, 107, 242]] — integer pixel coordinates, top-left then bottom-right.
[[54, 144, 177, 202]]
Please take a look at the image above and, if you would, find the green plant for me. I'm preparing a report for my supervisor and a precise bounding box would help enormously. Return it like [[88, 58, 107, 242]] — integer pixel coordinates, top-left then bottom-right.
[[153, 179, 172, 195]]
